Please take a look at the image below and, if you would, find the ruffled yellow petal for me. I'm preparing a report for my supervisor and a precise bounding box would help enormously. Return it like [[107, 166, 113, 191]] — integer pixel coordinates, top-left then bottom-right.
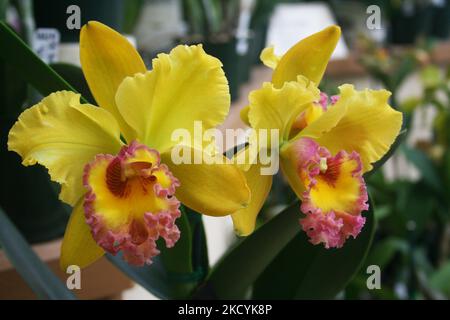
[[315, 85, 403, 172], [115, 45, 230, 152], [8, 91, 123, 206], [80, 21, 146, 142], [260, 46, 281, 69], [161, 147, 250, 217], [248, 77, 320, 142], [60, 200, 104, 270], [231, 161, 272, 236], [272, 26, 341, 87]]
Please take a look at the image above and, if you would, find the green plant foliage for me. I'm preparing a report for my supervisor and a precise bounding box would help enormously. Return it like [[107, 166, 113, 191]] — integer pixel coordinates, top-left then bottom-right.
[[401, 145, 443, 193], [195, 198, 374, 299], [252, 199, 375, 299]]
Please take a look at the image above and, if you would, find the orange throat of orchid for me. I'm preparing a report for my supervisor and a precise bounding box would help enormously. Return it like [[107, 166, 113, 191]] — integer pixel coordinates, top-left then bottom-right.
[[82, 141, 181, 266], [293, 137, 368, 248]]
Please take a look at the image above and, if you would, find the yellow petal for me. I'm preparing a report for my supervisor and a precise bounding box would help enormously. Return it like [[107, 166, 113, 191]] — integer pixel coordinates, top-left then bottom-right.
[[80, 21, 146, 142], [60, 200, 104, 270], [260, 46, 281, 69], [8, 91, 123, 206], [248, 77, 320, 142], [115, 45, 230, 152], [272, 26, 341, 87], [161, 147, 250, 217], [315, 85, 403, 172], [231, 162, 272, 236]]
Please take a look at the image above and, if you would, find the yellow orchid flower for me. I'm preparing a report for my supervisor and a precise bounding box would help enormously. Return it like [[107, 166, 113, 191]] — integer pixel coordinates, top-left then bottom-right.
[[8, 21, 250, 269], [232, 26, 402, 248]]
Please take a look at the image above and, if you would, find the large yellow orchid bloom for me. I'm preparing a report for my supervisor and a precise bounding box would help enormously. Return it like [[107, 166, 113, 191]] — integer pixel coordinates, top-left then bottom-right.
[[8, 21, 250, 269], [232, 26, 402, 249]]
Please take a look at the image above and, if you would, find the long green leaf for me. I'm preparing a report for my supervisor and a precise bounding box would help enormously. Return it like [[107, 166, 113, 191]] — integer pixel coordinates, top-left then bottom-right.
[[252, 198, 376, 299], [159, 209, 193, 275], [186, 208, 209, 280], [0, 21, 80, 99], [194, 202, 301, 299], [183, 0, 205, 35], [0, 206, 76, 300], [201, 0, 221, 34], [402, 145, 443, 193], [107, 254, 171, 299], [430, 261, 450, 298]]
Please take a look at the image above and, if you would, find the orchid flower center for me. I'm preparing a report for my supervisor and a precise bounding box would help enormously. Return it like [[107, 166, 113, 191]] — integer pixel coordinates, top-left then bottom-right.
[[83, 141, 181, 266], [292, 138, 368, 248], [319, 157, 328, 173], [290, 92, 340, 137]]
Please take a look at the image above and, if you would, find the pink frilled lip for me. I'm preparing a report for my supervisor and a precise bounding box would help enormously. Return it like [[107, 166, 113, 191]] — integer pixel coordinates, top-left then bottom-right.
[[300, 209, 366, 249], [294, 138, 368, 248], [82, 141, 181, 266]]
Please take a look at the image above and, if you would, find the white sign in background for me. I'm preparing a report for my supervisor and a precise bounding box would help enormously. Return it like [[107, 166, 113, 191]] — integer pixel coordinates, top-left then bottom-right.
[[32, 28, 61, 64], [266, 2, 349, 60]]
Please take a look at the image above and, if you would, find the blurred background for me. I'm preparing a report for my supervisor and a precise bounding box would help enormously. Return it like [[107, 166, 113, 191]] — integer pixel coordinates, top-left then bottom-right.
[[1, 0, 450, 299]]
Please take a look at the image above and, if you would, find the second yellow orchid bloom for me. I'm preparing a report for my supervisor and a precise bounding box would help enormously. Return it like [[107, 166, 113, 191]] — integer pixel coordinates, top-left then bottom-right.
[[232, 26, 402, 249], [8, 21, 250, 268]]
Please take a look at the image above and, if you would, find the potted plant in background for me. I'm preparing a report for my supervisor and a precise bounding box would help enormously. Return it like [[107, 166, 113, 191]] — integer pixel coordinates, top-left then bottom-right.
[[387, 0, 434, 45], [430, 0, 450, 40], [182, 0, 243, 100], [248, 0, 278, 66]]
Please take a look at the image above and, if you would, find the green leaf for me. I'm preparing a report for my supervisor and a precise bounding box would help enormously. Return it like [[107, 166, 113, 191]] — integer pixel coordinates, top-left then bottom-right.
[[185, 206, 209, 279], [108, 211, 202, 299], [430, 261, 450, 297], [400, 181, 435, 235], [366, 237, 408, 268], [201, 0, 221, 34], [0, 206, 76, 300], [183, 0, 205, 35], [391, 55, 416, 90], [107, 254, 171, 299], [159, 209, 193, 275], [123, 0, 145, 34], [252, 198, 375, 299], [0, 21, 81, 99], [194, 201, 302, 299], [401, 145, 443, 193], [421, 65, 442, 90]]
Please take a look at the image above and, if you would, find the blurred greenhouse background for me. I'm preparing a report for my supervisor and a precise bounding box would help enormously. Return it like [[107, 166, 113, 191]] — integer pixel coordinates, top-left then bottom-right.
[[1, 0, 450, 299]]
